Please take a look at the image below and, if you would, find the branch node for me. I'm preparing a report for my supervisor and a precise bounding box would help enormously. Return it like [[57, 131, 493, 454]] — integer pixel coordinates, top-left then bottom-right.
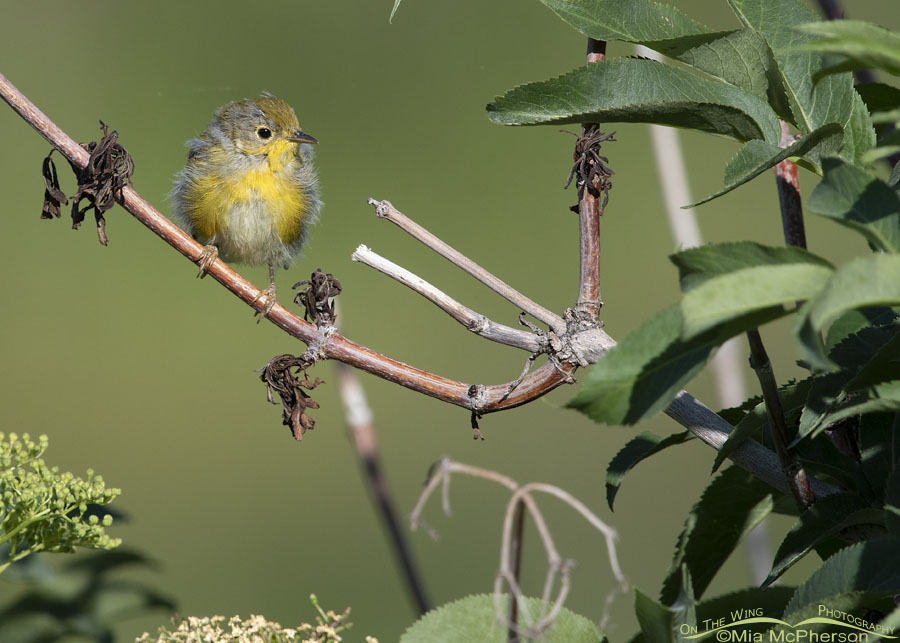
[[368, 198, 392, 219], [544, 308, 610, 369], [466, 316, 489, 334], [467, 384, 487, 411]]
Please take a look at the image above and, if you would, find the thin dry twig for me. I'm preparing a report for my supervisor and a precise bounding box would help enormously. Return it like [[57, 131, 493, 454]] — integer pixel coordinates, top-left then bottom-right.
[[368, 199, 565, 335], [410, 459, 627, 639], [351, 245, 544, 353], [746, 330, 815, 508]]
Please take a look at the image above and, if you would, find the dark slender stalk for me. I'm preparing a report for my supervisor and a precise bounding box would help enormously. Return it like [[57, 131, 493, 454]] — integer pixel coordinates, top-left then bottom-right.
[[335, 361, 431, 615], [754, 123, 817, 508], [360, 444, 432, 614], [746, 329, 814, 508], [775, 124, 807, 249], [506, 499, 526, 642]]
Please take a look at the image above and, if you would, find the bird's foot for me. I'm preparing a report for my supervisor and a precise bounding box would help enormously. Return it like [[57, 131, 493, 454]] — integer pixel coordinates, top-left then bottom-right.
[[196, 245, 219, 278], [252, 285, 277, 323]]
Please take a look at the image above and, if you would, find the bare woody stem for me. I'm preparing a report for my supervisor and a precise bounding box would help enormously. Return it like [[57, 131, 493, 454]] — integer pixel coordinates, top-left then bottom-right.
[[575, 38, 608, 322], [665, 391, 837, 499], [745, 329, 815, 508], [747, 121, 815, 509], [775, 122, 807, 249], [351, 244, 544, 353], [369, 199, 565, 334]]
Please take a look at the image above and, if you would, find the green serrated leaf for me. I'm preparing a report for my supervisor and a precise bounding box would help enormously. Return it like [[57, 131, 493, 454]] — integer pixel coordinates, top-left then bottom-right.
[[567, 305, 711, 425], [487, 57, 781, 143], [695, 586, 796, 626], [860, 413, 900, 502], [846, 332, 900, 392], [764, 493, 884, 587], [794, 255, 900, 372], [718, 394, 765, 427], [794, 433, 868, 495], [672, 241, 833, 292], [635, 582, 695, 643], [673, 29, 779, 103], [689, 123, 843, 207], [825, 308, 900, 352], [727, 0, 875, 162], [676, 242, 834, 339], [606, 431, 694, 510], [399, 594, 604, 643], [538, 0, 714, 53], [567, 304, 778, 426], [635, 590, 676, 643], [778, 591, 895, 638], [679, 259, 828, 340], [798, 321, 900, 440], [782, 537, 900, 618], [793, 20, 900, 78], [661, 467, 774, 605], [714, 379, 813, 472], [815, 381, 900, 428], [844, 90, 879, 164], [809, 158, 900, 254]]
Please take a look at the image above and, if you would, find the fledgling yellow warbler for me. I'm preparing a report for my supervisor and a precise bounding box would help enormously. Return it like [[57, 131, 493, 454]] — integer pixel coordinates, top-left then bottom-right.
[[170, 94, 321, 316]]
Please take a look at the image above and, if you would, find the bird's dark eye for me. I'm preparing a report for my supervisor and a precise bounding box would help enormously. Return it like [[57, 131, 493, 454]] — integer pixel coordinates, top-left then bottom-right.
[[257, 127, 272, 139]]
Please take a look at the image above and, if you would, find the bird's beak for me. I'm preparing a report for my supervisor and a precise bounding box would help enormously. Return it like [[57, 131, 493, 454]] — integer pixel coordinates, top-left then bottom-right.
[[288, 131, 318, 145]]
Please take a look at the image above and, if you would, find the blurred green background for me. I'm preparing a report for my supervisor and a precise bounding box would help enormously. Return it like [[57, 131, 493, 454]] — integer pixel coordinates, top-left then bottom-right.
[[2, 1, 899, 640]]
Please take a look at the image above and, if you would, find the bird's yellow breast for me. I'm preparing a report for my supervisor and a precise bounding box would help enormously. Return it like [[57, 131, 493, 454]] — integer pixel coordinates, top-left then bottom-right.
[[184, 144, 308, 246]]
